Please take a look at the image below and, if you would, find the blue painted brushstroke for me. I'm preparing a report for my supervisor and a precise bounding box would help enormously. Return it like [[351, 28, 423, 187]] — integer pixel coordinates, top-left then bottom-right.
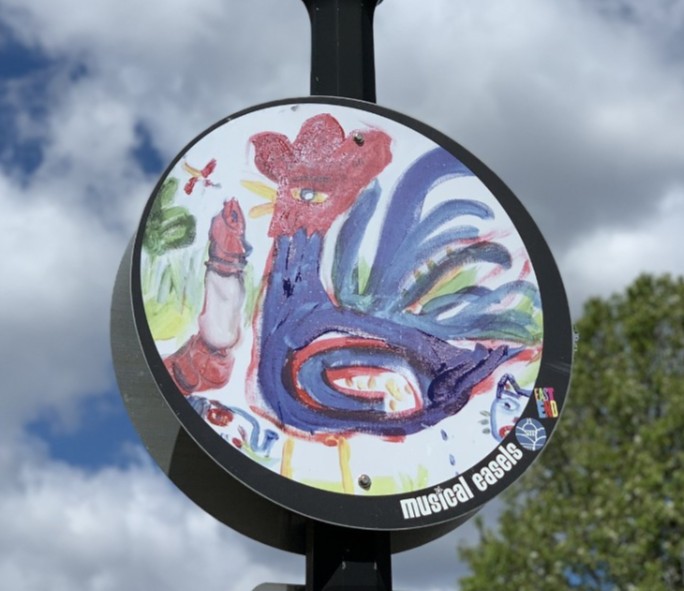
[[365, 148, 474, 298], [256, 228, 511, 436], [332, 180, 383, 302]]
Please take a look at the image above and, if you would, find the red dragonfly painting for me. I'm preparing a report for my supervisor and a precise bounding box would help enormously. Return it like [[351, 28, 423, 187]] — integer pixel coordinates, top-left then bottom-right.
[[183, 158, 220, 195]]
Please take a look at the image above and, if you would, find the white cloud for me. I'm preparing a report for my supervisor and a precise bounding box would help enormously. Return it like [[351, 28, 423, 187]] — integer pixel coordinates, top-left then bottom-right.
[[376, 0, 684, 254], [39, 79, 137, 179], [0, 441, 497, 591], [0, 167, 141, 435], [0, 447, 304, 591], [2, 0, 309, 150], [561, 187, 684, 312]]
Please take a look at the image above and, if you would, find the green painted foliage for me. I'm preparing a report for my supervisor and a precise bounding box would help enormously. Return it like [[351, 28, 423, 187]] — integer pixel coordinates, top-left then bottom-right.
[[459, 274, 684, 591], [143, 178, 196, 257]]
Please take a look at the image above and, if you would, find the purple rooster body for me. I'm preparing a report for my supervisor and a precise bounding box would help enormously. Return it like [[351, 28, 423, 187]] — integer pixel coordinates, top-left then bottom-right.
[[247, 114, 513, 440]]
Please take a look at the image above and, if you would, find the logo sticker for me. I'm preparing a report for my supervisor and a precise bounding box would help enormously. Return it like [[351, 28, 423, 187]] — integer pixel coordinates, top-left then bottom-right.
[[534, 387, 558, 419], [515, 418, 547, 451]]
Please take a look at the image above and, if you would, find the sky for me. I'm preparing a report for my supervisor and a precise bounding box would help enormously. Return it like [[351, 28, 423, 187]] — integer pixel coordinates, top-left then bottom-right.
[[1, 0, 683, 589]]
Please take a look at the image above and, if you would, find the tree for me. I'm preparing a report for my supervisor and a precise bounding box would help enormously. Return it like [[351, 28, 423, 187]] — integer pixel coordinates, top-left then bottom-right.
[[458, 274, 684, 591]]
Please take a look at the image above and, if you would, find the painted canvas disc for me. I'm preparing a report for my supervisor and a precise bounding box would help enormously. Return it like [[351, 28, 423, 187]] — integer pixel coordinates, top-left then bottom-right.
[[131, 97, 572, 529]]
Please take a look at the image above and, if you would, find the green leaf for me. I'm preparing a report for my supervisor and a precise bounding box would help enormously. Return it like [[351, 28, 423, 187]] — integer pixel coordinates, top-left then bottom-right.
[[142, 177, 197, 256]]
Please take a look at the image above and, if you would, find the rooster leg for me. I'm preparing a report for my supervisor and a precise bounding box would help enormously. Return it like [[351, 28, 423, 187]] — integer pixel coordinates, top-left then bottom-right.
[[281, 437, 295, 479], [279, 435, 354, 492], [337, 437, 354, 493]]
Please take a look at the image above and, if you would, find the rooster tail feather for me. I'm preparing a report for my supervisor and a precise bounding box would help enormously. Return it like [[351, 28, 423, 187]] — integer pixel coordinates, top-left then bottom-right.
[[403, 280, 543, 344], [421, 280, 541, 315], [418, 285, 494, 315], [368, 225, 482, 304], [423, 311, 542, 344], [367, 200, 494, 305], [399, 309, 541, 345], [365, 148, 473, 297], [332, 181, 382, 308], [394, 242, 512, 312], [407, 199, 493, 247]]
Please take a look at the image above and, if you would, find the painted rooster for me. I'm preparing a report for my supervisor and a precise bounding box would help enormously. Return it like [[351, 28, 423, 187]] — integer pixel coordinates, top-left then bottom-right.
[[246, 114, 539, 441]]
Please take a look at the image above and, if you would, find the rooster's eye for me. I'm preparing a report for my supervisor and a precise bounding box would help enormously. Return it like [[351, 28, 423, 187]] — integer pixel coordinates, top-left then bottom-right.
[[291, 188, 329, 203]]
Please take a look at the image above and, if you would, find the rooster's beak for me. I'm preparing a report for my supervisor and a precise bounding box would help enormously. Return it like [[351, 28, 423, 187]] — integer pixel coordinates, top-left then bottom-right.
[[249, 202, 276, 218], [241, 180, 277, 218]]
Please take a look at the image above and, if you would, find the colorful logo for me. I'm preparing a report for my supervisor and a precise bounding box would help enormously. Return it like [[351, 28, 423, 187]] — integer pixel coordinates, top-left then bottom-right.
[[534, 387, 558, 419], [515, 418, 547, 451]]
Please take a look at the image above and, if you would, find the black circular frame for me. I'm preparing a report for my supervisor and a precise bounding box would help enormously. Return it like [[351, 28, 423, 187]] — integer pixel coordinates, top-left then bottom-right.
[[130, 96, 573, 531]]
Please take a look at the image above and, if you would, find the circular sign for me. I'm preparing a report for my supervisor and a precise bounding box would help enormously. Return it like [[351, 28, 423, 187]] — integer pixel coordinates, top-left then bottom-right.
[[125, 97, 572, 535]]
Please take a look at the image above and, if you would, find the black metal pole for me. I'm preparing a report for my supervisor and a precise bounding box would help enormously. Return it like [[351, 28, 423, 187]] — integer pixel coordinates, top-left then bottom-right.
[[306, 522, 392, 591], [300, 0, 382, 102]]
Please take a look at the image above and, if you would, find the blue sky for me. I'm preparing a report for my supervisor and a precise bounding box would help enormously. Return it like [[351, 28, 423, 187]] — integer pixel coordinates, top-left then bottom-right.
[[1, 1, 684, 589]]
